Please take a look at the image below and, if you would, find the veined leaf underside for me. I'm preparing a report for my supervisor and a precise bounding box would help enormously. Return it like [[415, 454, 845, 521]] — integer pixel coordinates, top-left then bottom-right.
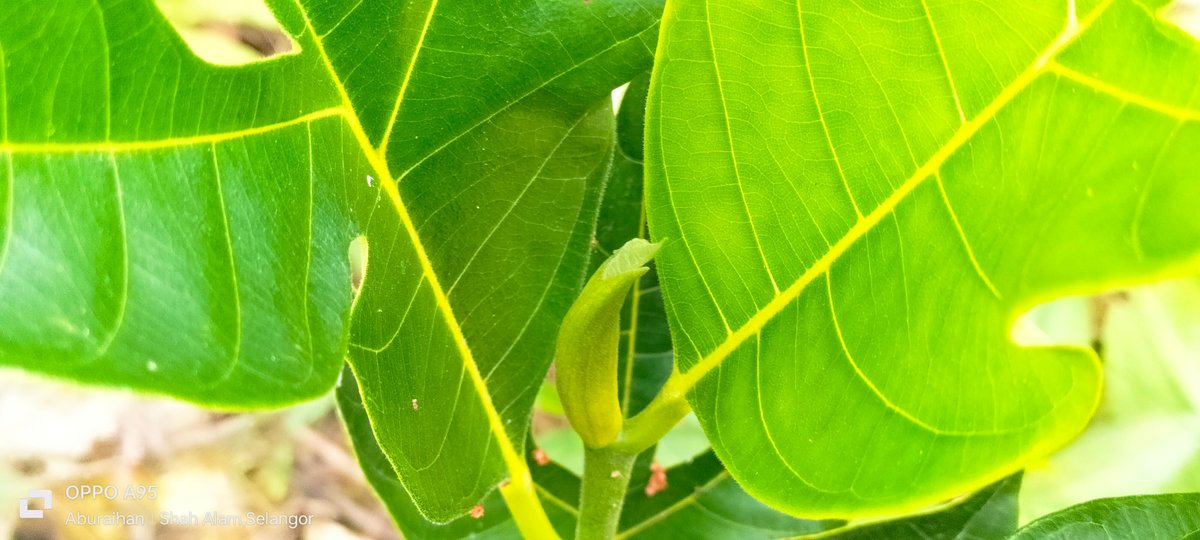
[[648, 0, 1200, 516]]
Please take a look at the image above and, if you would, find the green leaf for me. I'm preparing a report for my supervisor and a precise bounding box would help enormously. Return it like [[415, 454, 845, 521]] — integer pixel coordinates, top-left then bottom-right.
[[831, 475, 1021, 540], [1010, 493, 1200, 539], [0, 0, 662, 525], [336, 364, 581, 539], [644, 0, 1200, 518], [618, 451, 841, 539]]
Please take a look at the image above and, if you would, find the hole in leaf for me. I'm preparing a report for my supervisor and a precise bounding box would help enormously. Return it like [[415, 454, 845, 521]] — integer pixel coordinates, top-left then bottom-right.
[[154, 0, 298, 65], [348, 235, 368, 303], [1162, 1, 1200, 39], [1011, 293, 1125, 348]]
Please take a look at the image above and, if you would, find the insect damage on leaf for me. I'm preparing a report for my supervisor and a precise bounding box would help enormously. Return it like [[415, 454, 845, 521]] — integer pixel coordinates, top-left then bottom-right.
[[348, 236, 368, 301]]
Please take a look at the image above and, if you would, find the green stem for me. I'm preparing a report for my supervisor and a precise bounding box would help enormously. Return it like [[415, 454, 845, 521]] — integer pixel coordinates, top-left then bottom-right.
[[576, 446, 638, 540], [611, 370, 692, 455]]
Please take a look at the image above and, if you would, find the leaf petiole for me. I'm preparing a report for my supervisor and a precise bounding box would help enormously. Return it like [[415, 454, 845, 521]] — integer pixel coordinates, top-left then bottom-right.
[[610, 370, 692, 456], [499, 474, 562, 540]]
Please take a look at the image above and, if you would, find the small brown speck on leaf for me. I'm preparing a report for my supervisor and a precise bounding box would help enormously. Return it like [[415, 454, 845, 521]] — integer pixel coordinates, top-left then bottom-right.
[[645, 461, 668, 497], [498, 479, 511, 489], [533, 447, 550, 466], [470, 504, 485, 519]]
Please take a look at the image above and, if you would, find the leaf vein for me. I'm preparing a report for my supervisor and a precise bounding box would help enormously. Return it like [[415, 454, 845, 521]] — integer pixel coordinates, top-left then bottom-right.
[[0, 107, 345, 153], [207, 143, 244, 386], [0, 153, 11, 281], [301, 124, 316, 382], [753, 331, 827, 489], [934, 173, 1003, 299], [93, 152, 129, 359], [320, 0, 366, 39], [1049, 62, 1200, 121], [485, 144, 606, 384], [394, 21, 659, 181], [826, 274, 946, 434], [920, 0, 967, 123], [378, 0, 439, 154]]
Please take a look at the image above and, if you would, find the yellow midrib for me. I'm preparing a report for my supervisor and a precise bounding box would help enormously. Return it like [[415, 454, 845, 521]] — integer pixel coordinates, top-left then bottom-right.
[[666, 0, 1116, 398], [287, 0, 539, 514]]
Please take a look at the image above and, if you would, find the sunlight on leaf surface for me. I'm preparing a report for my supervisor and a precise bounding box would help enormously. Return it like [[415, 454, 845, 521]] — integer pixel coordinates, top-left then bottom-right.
[[646, 0, 1200, 518]]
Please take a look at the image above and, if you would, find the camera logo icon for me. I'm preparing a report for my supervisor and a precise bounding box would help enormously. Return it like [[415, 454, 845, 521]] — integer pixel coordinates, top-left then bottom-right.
[[19, 490, 52, 519]]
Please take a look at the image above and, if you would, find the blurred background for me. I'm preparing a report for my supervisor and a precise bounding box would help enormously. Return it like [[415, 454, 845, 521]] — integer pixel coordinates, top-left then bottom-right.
[[1, 0, 1199, 538]]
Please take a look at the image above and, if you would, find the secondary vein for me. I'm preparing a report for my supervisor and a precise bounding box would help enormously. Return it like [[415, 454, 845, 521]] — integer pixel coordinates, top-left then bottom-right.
[[377, 0, 439, 154]]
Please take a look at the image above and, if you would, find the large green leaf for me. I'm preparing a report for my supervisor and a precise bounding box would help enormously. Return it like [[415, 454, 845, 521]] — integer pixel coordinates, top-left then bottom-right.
[[832, 475, 1021, 540], [0, 0, 662, 524], [336, 364, 581, 539], [617, 451, 840, 539], [645, 0, 1200, 518], [1010, 493, 1200, 539]]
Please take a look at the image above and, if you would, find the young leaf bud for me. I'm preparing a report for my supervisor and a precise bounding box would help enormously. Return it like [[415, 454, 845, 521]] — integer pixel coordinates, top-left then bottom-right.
[[555, 238, 661, 448]]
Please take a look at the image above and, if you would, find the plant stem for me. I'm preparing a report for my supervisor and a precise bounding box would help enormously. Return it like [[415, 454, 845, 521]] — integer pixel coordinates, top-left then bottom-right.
[[611, 369, 692, 455], [576, 446, 638, 540]]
